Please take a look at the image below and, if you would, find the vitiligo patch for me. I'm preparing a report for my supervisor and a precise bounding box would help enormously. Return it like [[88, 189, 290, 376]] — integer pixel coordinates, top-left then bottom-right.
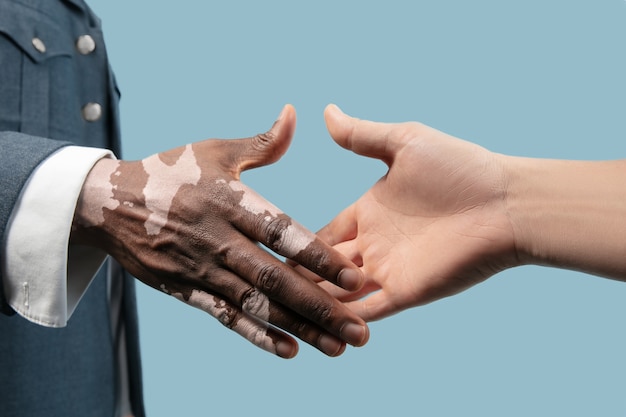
[[172, 289, 278, 355], [227, 180, 315, 257], [141, 145, 201, 235]]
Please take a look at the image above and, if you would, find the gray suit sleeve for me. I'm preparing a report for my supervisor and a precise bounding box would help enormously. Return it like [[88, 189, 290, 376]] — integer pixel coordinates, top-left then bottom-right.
[[0, 131, 70, 314]]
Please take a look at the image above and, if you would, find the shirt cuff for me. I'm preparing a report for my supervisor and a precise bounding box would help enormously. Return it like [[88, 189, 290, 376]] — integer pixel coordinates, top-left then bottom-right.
[[2, 146, 114, 327]]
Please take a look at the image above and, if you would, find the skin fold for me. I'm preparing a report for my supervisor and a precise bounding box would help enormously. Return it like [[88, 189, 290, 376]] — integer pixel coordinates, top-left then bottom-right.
[[71, 105, 369, 358]]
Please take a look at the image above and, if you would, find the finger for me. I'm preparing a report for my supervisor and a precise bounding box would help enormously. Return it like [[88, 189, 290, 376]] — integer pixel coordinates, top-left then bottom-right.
[[223, 237, 370, 347], [324, 104, 411, 165], [224, 179, 364, 291], [169, 287, 299, 358], [344, 291, 395, 322], [289, 262, 324, 283], [316, 277, 380, 303], [200, 268, 347, 357], [313, 238, 375, 303], [316, 203, 359, 248], [239, 287, 347, 357], [230, 104, 297, 176], [291, 239, 361, 284]]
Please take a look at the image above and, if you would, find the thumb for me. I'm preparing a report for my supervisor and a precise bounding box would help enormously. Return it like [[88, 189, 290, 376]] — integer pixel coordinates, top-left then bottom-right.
[[235, 104, 297, 175], [324, 104, 401, 166]]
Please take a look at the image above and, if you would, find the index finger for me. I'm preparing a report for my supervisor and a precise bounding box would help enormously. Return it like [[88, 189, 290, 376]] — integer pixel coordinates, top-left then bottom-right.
[[226, 179, 364, 292]]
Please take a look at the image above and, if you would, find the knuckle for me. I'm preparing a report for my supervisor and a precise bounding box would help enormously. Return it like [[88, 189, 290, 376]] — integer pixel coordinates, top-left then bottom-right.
[[253, 131, 276, 149], [239, 286, 256, 308], [288, 321, 312, 339], [256, 264, 284, 294], [406, 120, 425, 130], [316, 304, 334, 324], [306, 301, 334, 326], [306, 248, 332, 275], [398, 122, 423, 143], [213, 298, 239, 329], [261, 216, 290, 250], [240, 287, 269, 318]]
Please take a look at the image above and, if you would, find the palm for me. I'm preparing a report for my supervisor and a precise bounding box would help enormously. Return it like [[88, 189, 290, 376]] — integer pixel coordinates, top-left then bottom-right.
[[322, 107, 517, 321]]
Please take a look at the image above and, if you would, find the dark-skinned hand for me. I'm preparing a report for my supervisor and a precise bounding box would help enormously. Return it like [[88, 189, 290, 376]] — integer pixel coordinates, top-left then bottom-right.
[[71, 105, 369, 358]]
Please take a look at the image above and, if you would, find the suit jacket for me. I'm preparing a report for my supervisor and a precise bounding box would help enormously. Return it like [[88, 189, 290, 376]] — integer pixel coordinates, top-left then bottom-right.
[[0, 1, 145, 415]]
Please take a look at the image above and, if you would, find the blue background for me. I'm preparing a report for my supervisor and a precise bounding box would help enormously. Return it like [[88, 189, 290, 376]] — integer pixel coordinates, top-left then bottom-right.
[[88, 1, 626, 416]]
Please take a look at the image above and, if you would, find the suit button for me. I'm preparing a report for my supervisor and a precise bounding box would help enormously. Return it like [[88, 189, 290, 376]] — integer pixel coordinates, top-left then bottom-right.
[[82, 103, 102, 122], [32, 37, 46, 53], [76, 35, 96, 55]]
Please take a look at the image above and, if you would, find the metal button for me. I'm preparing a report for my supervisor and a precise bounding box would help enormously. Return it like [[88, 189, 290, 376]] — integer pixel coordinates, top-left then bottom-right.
[[76, 35, 96, 55], [32, 37, 46, 53], [82, 102, 102, 122]]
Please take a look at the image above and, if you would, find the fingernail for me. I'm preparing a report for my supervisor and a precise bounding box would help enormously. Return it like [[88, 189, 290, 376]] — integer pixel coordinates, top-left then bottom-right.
[[319, 334, 344, 357], [341, 322, 368, 346], [338, 268, 362, 291], [276, 341, 296, 359]]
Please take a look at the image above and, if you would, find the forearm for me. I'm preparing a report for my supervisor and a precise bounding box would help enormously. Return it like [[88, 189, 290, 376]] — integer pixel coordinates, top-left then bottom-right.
[[504, 156, 626, 280]]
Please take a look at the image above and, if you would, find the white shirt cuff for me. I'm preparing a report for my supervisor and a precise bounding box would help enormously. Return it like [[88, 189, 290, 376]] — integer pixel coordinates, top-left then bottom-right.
[[2, 146, 114, 327]]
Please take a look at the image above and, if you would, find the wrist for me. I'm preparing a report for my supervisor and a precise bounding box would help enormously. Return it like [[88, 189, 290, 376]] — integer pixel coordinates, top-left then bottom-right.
[[475, 151, 525, 272], [503, 155, 626, 278], [71, 157, 123, 248], [502, 155, 546, 267]]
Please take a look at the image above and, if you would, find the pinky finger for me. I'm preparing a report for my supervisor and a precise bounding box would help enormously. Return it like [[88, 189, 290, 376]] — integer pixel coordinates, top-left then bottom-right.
[[173, 289, 299, 359]]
